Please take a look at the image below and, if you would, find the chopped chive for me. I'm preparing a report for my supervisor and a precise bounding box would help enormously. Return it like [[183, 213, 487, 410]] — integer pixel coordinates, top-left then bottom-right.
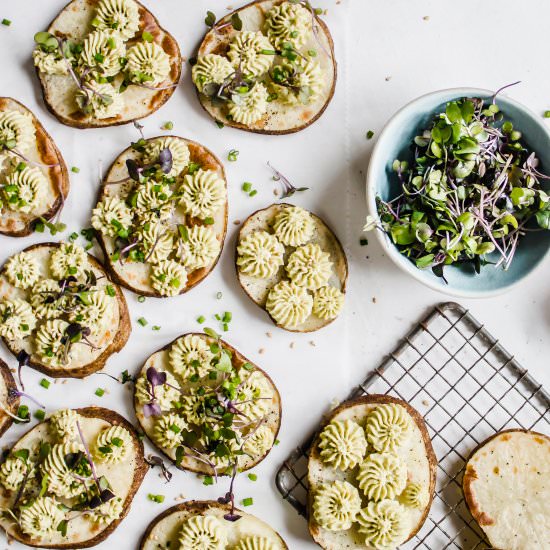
[[138, 295, 146, 303], [203, 475, 213, 486], [152, 325, 161, 331], [274, 439, 280, 445], [215, 121, 224, 129], [147, 494, 165, 503], [142, 31, 154, 42], [222, 312, 232, 323], [360, 237, 368, 246], [71, 166, 80, 173], [138, 317, 148, 327], [248, 190, 257, 197], [162, 121, 174, 130], [2, 19, 11, 26], [111, 437, 123, 447], [105, 285, 116, 297], [366, 130, 374, 140], [545, 111, 550, 118], [203, 217, 214, 225], [40, 379, 50, 389], [242, 497, 253, 507], [242, 182, 252, 193], [95, 388, 105, 397], [15, 406, 29, 423], [69, 232, 78, 242], [227, 149, 239, 162], [34, 409, 46, 421], [197, 315, 206, 324], [223, 323, 229, 332], [247, 473, 257, 481]]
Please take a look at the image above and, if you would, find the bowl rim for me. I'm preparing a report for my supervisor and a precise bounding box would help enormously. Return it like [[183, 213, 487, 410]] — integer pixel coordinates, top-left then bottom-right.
[[366, 86, 550, 299]]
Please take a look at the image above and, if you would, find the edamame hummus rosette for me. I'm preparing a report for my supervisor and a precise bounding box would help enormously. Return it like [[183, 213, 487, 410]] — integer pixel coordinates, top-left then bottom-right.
[[0, 242, 130, 378], [0, 406, 147, 548], [0, 98, 69, 237], [32, 0, 181, 128], [133, 332, 281, 477], [236, 203, 347, 332], [93, 135, 227, 297], [192, 0, 336, 134], [308, 395, 437, 549], [140, 500, 288, 550]]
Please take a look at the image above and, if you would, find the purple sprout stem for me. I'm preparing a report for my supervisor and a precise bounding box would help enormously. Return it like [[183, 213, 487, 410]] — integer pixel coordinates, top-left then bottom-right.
[[76, 420, 100, 488]]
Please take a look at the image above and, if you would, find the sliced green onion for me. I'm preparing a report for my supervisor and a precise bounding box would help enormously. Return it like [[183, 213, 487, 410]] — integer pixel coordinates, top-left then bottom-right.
[[2, 19, 11, 26], [138, 295, 146, 303], [148, 494, 165, 503], [227, 149, 239, 162], [71, 166, 80, 173], [95, 388, 105, 397], [242, 497, 253, 507], [152, 325, 161, 331], [242, 182, 252, 193], [197, 315, 206, 324], [162, 121, 174, 130], [138, 317, 148, 327], [247, 473, 257, 481], [142, 31, 154, 42], [203, 475, 213, 486], [40, 379, 50, 389], [106, 285, 116, 297], [249, 190, 257, 197], [34, 409, 46, 421], [366, 130, 374, 140]]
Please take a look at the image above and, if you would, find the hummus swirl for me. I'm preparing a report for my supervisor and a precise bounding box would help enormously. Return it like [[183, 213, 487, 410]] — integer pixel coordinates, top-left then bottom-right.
[[0, 456, 30, 492], [264, 1, 312, 49], [227, 31, 275, 77], [365, 403, 413, 453], [400, 481, 429, 509], [356, 452, 407, 501], [32, 50, 68, 76], [136, 218, 174, 264], [178, 225, 220, 272], [49, 408, 80, 442], [237, 371, 273, 420], [178, 514, 227, 550], [93, 425, 133, 464], [228, 83, 269, 125], [135, 182, 173, 221], [318, 419, 367, 471], [192, 54, 234, 94], [143, 137, 190, 178], [49, 242, 88, 280], [179, 169, 226, 220], [127, 42, 171, 85], [169, 334, 214, 379], [3, 165, 48, 213], [153, 413, 188, 449], [0, 298, 36, 340], [35, 319, 70, 367], [150, 259, 187, 296], [272, 205, 314, 246], [0, 110, 35, 155], [41, 442, 87, 498], [237, 230, 285, 279], [19, 496, 65, 539], [234, 536, 276, 550], [95, 0, 140, 40], [80, 30, 126, 78], [313, 480, 362, 531], [69, 290, 114, 335], [75, 80, 124, 119], [4, 251, 40, 289], [312, 285, 344, 320], [265, 280, 312, 328], [92, 195, 133, 237], [356, 499, 410, 549], [135, 369, 180, 410], [286, 243, 332, 290], [242, 424, 274, 457], [30, 279, 65, 320], [85, 496, 124, 525]]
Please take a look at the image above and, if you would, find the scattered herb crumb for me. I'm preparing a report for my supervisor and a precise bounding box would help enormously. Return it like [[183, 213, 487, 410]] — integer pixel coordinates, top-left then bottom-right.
[[138, 295, 146, 303], [366, 131, 374, 140], [34, 409, 46, 421], [242, 497, 253, 507], [138, 317, 148, 327], [95, 388, 105, 397], [148, 494, 165, 503], [71, 166, 80, 173], [197, 315, 206, 324], [152, 326, 161, 331], [360, 237, 368, 246], [203, 475, 214, 486], [544, 110, 550, 118], [228, 149, 239, 162], [162, 121, 174, 130], [247, 473, 257, 481], [1, 18, 11, 26], [39, 378, 50, 389]]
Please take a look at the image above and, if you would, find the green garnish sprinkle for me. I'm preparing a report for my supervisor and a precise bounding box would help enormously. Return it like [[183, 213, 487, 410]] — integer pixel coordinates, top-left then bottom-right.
[[71, 166, 80, 173], [242, 497, 253, 507], [203, 475, 214, 486], [242, 182, 252, 193], [544, 110, 550, 119], [162, 121, 174, 130], [106, 285, 116, 297], [227, 149, 239, 162], [247, 473, 257, 481], [148, 494, 165, 503], [366, 130, 374, 140], [2, 19, 11, 26], [95, 388, 105, 397], [34, 409, 46, 421], [40, 379, 50, 389], [138, 295, 146, 303], [138, 317, 148, 327], [142, 31, 154, 42], [197, 315, 206, 324]]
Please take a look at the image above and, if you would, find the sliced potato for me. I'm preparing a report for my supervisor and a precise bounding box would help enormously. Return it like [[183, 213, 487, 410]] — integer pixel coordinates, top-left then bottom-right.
[[195, 0, 336, 134], [463, 429, 550, 550], [236, 203, 347, 332], [0, 406, 148, 548], [35, 0, 181, 128], [140, 500, 288, 549], [134, 333, 281, 475], [0, 98, 69, 237], [0, 358, 20, 436], [308, 395, 437, 549], [0, 243, 130, 378], [96, 136, 228, 297]]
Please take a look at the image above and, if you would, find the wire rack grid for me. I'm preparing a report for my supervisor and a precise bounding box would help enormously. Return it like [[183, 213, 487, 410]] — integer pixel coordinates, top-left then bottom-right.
[[275, 302, 550, 549]]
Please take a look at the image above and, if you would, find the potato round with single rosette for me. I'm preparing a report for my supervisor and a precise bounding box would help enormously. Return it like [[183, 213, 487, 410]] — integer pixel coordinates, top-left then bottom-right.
[[33, 0, 181, 128], [140, 500, 288, 550], [93, 135, 227, 298], [0, 406, 148, 548], [308, 395, 436, 549], [0, 358, 20, 437], [0, 98, 69, 237], [236, 203, 347, 332], [463, 429, 550, 550], [193, 0, 336, 134], [134, 333, 281, 476], [0, 242, 130, 378]]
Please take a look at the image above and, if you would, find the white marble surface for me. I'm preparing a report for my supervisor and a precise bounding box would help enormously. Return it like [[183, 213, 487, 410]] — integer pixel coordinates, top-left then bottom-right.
[[0, 0, 548, 549]]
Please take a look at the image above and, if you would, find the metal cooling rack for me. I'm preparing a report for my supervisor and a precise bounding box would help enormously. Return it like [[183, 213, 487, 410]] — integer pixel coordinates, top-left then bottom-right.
[[276, 302, 550, 549]]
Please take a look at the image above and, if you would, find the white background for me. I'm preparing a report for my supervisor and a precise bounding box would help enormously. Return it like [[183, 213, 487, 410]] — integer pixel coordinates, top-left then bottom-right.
[[0, 1, 549, 549]]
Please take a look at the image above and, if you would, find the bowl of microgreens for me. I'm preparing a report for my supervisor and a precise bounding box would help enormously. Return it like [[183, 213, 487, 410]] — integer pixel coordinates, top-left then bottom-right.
[[366, 87, 550, 297]]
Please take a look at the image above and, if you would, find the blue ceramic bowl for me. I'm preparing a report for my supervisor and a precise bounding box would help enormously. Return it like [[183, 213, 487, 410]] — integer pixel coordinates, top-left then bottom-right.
[[367, 87, 550, 298]]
